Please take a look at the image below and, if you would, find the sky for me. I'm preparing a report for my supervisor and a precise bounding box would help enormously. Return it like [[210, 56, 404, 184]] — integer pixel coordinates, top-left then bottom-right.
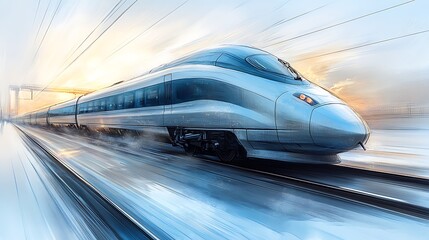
[[0, 0, 428, 116]]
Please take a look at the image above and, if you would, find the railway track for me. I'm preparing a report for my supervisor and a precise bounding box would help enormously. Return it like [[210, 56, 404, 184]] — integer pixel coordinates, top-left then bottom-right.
[[16, 126, 158, 240], [19, 125, 429, 222], [211, 159, 429, 220], [73, 128, 429, 221]]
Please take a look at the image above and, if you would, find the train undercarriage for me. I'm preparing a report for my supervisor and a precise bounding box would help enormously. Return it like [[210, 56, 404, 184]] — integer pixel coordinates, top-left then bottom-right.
[[168, 127, 247, 163]]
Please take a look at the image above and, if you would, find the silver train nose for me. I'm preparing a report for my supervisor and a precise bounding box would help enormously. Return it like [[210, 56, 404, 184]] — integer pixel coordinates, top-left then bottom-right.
[[310, 104, 369, 150]]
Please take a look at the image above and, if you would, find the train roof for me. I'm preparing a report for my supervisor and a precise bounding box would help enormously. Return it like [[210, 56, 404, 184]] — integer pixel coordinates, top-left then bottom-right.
[[149, 44, 270, 74], [199, 44, 269, 58], [49, 98, 77, 110]]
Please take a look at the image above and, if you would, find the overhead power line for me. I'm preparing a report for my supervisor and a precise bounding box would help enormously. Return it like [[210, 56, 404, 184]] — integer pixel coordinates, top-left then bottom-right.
[[34, 0, 138, 99], [34, 0, 63, 60], [33, 0, 52, 45], [260, 3, 329, 34], [33, 0, 42, 25], [63, 0, 127, 64], [295, 29, 429, 62], [264, 0, 415, 48], [106, 0, 188, 59]]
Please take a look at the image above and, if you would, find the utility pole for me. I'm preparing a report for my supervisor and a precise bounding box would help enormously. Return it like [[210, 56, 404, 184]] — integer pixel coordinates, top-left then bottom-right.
[[8, 85, 92, 117]]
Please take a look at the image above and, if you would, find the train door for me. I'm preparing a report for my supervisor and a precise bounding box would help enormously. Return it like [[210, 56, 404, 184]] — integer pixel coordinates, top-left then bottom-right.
[[163, 74, 172, 125]]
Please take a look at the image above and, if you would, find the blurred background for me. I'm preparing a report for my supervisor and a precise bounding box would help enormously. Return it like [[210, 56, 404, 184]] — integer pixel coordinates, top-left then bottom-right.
[[1, 0, 428, 129]]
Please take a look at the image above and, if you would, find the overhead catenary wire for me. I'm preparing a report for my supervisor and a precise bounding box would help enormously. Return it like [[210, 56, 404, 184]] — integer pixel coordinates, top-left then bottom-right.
[[34, 0, 139, 100], [33, 0, 42, 25], [264, 0, 415, 48], [63, 0, 127, 64], [260, 3, 329, 34], [295, 29, 429, 62], [34, 0, 63, 60], [33, 0, 52, 45], [105, 0, 188, 60]]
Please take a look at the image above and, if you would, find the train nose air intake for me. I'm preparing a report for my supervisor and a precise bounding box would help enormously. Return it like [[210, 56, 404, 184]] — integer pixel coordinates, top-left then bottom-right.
[[310, 104, 369, 150]]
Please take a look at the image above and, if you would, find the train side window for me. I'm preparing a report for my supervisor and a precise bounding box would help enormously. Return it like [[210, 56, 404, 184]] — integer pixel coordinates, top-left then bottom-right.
[[124, 92, 134, 109], [94, 100, 100, 112], [117, 94, 124, 110], [100, 99, 106, 111], [82, 103, 87, 114], [173, 80, 190, 103], [107, 96, 116, 111], [135, 89, 144, 108], [208, 80, 242, 105], [173, 79, 204, 103], [80, 103, 86, 114], [88, 101, 94, 113], [145, 85, 159, 107]]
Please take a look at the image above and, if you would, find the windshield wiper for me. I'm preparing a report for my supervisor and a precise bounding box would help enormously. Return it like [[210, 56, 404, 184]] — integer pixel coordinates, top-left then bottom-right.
[[279, 59, 301, 80]]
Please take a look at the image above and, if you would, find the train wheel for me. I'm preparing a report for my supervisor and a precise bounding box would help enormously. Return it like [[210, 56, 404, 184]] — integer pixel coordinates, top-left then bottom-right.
[[216, 149, 238, 163], [217, 146, 246, 163], [183, 144, 198, 156], [216, 132, 246, 163]]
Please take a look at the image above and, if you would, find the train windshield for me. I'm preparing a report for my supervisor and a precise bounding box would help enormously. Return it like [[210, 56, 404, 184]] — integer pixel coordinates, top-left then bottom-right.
[[246, 54, 301, 80]]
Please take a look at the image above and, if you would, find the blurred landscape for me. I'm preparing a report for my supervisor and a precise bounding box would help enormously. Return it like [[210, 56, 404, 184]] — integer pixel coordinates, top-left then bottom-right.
[[362, 104, 429, 129]]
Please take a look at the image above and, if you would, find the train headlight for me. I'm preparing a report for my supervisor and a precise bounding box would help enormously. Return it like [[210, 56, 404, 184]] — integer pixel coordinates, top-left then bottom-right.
[[294, 93, 318, 106]]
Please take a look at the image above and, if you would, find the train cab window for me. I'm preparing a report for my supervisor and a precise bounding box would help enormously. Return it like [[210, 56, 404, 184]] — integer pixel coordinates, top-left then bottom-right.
[[134, 89, 144, 108], [246, 54, 300, 79], [124, 92, 134, 109], [145, 85, 159, 107], [117, 94, 124, 110], [107, 96, 116, 111], [215, 54, 251, 73], [100, 99, 106, 111]]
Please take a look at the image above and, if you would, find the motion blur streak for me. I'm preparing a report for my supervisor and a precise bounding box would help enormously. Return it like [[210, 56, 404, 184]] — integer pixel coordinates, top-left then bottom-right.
[[0, 123, 97, 239], [17, 124, 429, 239]]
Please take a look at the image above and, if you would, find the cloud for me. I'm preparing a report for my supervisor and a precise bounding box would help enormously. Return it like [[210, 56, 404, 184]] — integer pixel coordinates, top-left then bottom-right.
[[330, 78, 355, 94]]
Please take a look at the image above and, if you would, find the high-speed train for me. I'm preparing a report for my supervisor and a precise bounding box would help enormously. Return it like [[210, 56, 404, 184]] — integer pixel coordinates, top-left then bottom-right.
[[15, 45, 370, 163]]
